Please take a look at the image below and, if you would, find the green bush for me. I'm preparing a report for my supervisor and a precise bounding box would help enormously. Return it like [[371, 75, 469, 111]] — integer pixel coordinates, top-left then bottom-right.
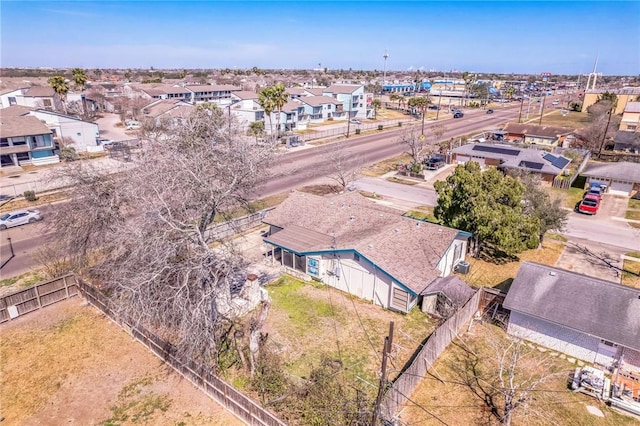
[[60, 146, 79, 162], [23, 190, 37, 202]]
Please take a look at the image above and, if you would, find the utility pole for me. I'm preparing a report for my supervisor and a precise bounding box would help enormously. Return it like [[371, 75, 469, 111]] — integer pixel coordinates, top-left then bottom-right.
[[382, 49, 389, 98], [598, 107, 613, 158], [436, 90, 443, 120], [346, 98, 353, 138], [372, 321, 394, 426], [518, 97, 524, 123]]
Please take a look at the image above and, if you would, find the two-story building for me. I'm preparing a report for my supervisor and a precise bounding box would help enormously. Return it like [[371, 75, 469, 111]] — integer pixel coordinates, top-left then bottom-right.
[[186, 84, 241, 104], [0, 116, 59, 167], [619, 102, 640, 132], [297, 95, 340, 123], [323, 84, 366, 120]]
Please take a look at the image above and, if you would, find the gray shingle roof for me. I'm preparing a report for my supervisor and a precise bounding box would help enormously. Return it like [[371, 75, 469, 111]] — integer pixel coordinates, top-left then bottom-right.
[[263, 191, 462, 293], [581, 161, 640, 183], [503, 123, 575, 138], [325, 84, 362, 94], [298, 95, 340, 107], [503, 262, 640, 351], [24, 86, 56, 97], [0, 105, 32, 117], [624, 102, 640, 113], [422, 275, 476, 306]]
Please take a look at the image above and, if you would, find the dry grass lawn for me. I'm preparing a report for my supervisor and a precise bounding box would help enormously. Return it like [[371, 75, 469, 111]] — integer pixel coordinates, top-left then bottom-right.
[[0, 298, 242, 426], [0, 190, 72, 213], [261, 277, 438, 388], [464, 241, 565, 290], [361, 154, 413, 177], [523, 110, 591, 130], [399, 323, 637, 426], [622, 253, 640, 289]]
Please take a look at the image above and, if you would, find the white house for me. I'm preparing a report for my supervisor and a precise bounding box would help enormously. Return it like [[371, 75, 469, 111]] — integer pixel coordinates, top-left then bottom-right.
[[262, 191, 470, 313], [580, 161, 640, 197], [298, 95, 340, 123], [28, 110, 100, 153], [504, 262, 640, 373], [0, 88, 27, 109], [229, 91, 265, 129], [323, 84, 367, 120]]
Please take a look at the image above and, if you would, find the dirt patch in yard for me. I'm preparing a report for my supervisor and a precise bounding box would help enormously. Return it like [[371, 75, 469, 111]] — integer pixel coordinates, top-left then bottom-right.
[[0, 298, 242, 426]]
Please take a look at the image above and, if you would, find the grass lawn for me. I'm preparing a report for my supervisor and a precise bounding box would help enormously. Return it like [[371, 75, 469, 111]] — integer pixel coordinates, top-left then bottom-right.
[[464, 241, 565, 290], [551, 187, 584, 210], [625, 210, 640, 221], [628, 199, 640, 210], [622, 255, 640, 289], [261, 276, 437, 388], [0, 190, 72, 213], [405, 207, 438, 223], [361, 154, 412, 177], [386, 176, 420, 185], [525, 110, 590, 129], [0, 270, 46, 295], [0, 298, 241, 426], [400, 323, 637, 426]]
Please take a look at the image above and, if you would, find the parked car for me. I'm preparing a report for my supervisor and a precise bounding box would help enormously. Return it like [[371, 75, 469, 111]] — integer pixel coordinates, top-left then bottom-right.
[[578, 194, 600, 215], [453, 111, 464, 118], [125, 120, 141, 130], [424, 155, 445, 170], [350, 118, 362, 125], [0, 209, 42, 230], [486, 109, 494, 114]]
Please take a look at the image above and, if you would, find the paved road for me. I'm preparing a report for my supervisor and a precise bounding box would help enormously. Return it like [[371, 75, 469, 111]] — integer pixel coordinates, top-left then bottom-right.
[[0, 219, 52, 278], [95, 113, 136, 141], [259, 105, 522, 197]]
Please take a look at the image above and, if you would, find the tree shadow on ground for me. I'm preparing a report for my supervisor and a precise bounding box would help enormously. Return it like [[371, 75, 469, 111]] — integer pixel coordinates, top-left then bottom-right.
[[477, 243, 519, 265]]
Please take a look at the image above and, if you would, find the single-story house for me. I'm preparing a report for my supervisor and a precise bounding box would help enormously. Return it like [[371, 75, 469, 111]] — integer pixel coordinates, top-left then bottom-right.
[[141, 99, 195, 127], [613, 131, 640, 153], [451, 142, 571, 184], [0, 115, 59, 167], [502, 123, 575, 147], [581, 161, 640, 197], [504, 262, 640, 373], [262, 191, 470, 313]]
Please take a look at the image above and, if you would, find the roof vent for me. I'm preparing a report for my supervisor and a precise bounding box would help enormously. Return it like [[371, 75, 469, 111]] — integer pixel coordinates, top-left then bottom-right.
[[395, 228, 399, 233], [350, 216, 355, 221], [438, 229, 443, 233], [416, 222, 420, 227], [549, 271, 556, 276], [368, 244, 373, 248]]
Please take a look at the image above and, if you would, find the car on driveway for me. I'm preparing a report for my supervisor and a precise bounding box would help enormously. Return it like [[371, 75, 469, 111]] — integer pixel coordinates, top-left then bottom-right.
[[578, 194, 600, 215], [0, 209, 42, 230], [424, 155, 445, 170]]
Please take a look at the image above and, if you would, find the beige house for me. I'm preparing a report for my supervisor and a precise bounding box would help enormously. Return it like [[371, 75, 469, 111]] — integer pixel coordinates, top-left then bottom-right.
[[262, 191, 470, 313], [582, 87, 640, 115], [620, 102, 640, 132]]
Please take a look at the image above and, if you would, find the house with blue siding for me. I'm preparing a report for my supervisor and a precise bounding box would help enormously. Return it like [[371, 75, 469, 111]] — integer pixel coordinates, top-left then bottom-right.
[[1, 115, 59, 167]]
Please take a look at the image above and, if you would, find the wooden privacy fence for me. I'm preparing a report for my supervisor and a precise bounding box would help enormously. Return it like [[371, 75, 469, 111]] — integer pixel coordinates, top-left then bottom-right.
[[0, 274, 77, 323], [77, 280, 286, 426], [381, 289, 483, 421]]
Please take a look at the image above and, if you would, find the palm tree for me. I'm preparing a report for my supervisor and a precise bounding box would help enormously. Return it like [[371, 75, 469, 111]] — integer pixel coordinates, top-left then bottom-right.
[[48, 75, 69, 113], [71, 68, 87, 91], [272, 84, 289, 140], [409, 96, 429, 135], [258, 87, 276, 139]]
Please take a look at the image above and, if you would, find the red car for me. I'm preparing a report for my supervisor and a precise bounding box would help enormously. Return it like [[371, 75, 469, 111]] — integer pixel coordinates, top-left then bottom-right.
[[578, 194, 600, 215]]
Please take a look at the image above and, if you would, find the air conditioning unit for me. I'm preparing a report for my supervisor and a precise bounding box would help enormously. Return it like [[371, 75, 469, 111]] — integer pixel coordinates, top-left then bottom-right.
[[455, 261, 471, 274]]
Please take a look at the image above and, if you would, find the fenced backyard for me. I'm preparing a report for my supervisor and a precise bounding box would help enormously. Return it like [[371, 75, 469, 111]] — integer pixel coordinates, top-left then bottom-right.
[[381, 289, 483, 421], [76, 280, 286, 426], [0, 274, 77, 323]]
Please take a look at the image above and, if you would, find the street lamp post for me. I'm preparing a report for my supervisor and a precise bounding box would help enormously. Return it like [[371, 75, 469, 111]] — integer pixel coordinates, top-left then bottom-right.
[[382, 50, 389, 97]]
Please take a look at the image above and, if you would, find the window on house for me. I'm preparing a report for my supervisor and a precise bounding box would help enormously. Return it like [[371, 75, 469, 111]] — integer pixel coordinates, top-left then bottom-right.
[[43, 99, 52, 107], [8, 97, 16, 105], [627, 125, 637, 131], [0, 138, 8, 147], [11, 138, 27, 146], [16, 152, 30, 162]]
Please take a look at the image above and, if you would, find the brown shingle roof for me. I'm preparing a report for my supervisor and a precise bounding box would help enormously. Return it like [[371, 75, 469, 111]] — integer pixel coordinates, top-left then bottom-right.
[[263, 192, 461, 293], [0, 105, 33, 117], [24, 86, 56, 97], [142, 99, 194, 118], [186, 84, 241, 92], [0, 116, 52, 138]]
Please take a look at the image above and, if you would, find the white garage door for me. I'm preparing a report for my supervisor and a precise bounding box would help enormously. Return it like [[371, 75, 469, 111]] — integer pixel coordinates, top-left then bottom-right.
[[610, 180, 633, 196], [456, 155, 470, 164]]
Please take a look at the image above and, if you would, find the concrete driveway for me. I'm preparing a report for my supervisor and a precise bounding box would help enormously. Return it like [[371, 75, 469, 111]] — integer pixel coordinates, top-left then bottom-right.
[[554, 239, 628, 283], [95, 113, 136, 141]]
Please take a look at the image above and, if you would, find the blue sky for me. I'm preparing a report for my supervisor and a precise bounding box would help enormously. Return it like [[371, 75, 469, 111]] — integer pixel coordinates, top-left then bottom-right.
[[2, 1, 638, 75]]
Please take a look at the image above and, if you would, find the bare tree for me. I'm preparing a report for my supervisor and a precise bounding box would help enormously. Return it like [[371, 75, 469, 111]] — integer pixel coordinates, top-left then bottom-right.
[[578, 100, 620, 152], [398, 126, 427, 165], [48, 108, 275, 366], [323, 141, 365, 192], [449, 324, 563, 426]]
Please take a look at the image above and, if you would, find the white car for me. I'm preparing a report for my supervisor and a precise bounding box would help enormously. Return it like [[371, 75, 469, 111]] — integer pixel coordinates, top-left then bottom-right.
[[0, 209, 42, 230], [350, 119, 362, 125]]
